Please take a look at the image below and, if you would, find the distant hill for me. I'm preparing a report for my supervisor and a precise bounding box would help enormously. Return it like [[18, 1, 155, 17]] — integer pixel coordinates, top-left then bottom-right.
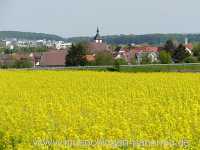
[[2, 31, 200, 45], [0, 31, 65, 41], [66, 34, 200, 45]]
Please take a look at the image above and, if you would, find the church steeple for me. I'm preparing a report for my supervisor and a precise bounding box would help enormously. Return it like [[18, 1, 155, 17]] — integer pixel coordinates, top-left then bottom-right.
[[94, 27, 103, 43]]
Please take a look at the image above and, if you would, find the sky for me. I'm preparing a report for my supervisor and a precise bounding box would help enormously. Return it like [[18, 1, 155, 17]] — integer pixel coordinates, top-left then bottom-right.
[[0, 0, 200, 37]]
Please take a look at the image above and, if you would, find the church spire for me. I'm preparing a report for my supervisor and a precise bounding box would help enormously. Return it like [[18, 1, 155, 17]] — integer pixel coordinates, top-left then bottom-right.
[[94, 27, 103, 43]]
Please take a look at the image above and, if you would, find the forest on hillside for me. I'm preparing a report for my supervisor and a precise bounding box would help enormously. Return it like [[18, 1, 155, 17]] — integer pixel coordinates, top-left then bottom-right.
[[0, 31, 65, 41], [67, 34, 200, 45]]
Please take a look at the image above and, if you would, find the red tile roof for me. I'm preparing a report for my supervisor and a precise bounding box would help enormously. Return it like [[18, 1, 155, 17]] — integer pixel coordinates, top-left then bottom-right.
[[84, 55, 95, 62], [185, 43, 193, 50], [134, 46, 159, 53]]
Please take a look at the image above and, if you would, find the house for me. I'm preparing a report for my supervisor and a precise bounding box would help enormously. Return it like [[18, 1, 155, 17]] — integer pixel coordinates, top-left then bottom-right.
[[0, 48, 69, 67], [115, 45, 159, 64], [39, 50, 68, 67], [0, 49, 68, 67], [55, 41, 72, 50], [29, 52, 43, 67], [15, 52, 38, 66], [133, 45, 159, 64], [115, 47, 134, 64], [184, 38, 193, 55], [5, 41, 15, 50], [0, 52, 34, 66]]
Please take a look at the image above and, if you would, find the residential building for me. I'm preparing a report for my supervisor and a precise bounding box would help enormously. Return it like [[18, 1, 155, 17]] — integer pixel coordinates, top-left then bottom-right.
[[133, 45, 159, 64], [115, 47, 134, 64], [184, 38, 193, 55], [115, 45, 159, 64], [55, 41, 72, 50], [39, 50, 68, 67]]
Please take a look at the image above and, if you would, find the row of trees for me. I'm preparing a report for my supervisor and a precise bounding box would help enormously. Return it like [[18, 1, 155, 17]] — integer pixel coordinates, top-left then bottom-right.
[[67, 34, 200, 45]]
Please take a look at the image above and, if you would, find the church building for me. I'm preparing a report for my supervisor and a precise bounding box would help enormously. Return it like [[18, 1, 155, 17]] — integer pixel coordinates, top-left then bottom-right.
[[94, 27, 103, 43], [86, 27, 111, 53]]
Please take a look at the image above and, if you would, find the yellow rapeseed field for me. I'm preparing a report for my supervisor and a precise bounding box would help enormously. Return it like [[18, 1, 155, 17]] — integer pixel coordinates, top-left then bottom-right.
[[0, 71, 199, 149]]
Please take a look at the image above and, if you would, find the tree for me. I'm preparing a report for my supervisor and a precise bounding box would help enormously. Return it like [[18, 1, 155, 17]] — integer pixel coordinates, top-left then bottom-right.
[[173, 44, 190, 63], [65, 43, 87, 66], [112, 58, 128, 72], [159, 51, 172, 64], [4, 48, 15, 54], [164, 39, 176, 55], [193, 43, 200, 61], [114, 46, 121, 52], [130, 56, 137, 65], [95, 51, 114, 66]]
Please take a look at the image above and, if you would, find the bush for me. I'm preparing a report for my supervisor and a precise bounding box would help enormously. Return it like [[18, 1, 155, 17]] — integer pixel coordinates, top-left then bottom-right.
[[183, 56, 198, 63], [95, 51, 114, 66], [107, 67, 119, 72], [0, 64, 7, 69], [85, 61, 96, 66], [159, 51, 172, 64], [113, 60, 120, 72], [114, 58, 128, 65], [13, 59, 33, 68]]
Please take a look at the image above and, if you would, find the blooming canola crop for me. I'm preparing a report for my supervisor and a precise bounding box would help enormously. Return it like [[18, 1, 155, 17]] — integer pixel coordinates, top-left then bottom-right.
[[0, 71, 199, 149]]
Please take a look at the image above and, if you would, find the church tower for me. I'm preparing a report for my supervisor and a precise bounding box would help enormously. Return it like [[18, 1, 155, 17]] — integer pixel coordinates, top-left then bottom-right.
[[94, 27, 103, 43]]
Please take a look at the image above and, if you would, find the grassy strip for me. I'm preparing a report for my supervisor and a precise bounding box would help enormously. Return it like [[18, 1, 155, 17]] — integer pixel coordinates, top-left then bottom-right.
[[66, 64, 200, 72], [119, 65, 200, 72]]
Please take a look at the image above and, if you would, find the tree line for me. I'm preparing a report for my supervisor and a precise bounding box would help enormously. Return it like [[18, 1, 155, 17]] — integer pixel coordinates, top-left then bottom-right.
[[0, 31, 65, 41], [67, 34, 200, 45]]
